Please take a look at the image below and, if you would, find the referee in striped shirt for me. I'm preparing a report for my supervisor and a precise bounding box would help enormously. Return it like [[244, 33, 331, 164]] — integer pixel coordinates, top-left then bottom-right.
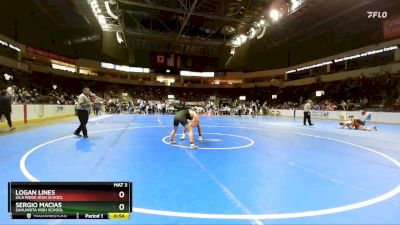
[[74, 87, 91, 138], [303, 99, 314, 126]]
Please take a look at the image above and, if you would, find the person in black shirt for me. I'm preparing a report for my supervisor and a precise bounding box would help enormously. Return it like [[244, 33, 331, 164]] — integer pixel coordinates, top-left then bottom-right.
[[0, 90, 15, 131], [170, 109, 200, 149]]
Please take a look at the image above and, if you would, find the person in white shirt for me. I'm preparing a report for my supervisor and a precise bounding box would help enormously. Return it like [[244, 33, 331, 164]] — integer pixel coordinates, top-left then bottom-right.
[[303, 100, 314, 126], [74, 87, 92, 138]]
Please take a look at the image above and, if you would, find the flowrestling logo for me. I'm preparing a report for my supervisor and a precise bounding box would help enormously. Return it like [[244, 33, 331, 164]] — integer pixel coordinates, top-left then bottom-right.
[[367, 11, 388, 19]]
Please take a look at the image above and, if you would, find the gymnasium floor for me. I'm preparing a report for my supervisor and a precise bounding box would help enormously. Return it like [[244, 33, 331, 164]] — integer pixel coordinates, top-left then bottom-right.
[[1, 114, 400, 225]]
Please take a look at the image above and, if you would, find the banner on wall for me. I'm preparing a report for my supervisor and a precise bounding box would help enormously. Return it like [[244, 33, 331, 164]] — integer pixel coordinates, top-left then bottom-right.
[[153, 53, 180, 68], [176, 55, 182, 68], [26, 46, 75, 64], [156, 54, 164, 64], [151, 52, 218, 70], [383, 15, 400, 40], [311, 111, 330, 118], [167, 54, 175, 67]]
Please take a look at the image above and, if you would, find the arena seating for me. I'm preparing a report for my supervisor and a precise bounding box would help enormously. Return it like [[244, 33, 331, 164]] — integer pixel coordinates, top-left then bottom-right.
[[1, 65, 399, 112]]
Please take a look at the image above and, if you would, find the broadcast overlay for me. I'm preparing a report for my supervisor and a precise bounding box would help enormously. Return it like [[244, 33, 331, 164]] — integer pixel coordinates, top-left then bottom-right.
[[8, 182, 132, 220]]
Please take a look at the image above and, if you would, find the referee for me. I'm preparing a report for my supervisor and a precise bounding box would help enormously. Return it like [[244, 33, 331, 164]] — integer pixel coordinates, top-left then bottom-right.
[[303, 100, 314, 126], [0, 90, 15, 131], [74, 87, 91, 138]]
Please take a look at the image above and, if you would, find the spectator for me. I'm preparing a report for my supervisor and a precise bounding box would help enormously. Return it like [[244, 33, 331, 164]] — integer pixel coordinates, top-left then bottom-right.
[[94, 100, 102, 116]]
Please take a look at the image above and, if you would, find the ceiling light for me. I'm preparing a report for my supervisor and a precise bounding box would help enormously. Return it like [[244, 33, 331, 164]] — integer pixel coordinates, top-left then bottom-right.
[[270, 9, 280, 22], [116, 31, 124, 44], [230, 47, 236, 55], [98, 15, 106, 25], [4, 73, 12, 81]]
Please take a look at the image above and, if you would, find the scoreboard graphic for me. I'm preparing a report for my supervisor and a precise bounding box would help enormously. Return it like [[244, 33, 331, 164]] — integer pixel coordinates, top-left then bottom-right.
[[8, 182, 132, 220]]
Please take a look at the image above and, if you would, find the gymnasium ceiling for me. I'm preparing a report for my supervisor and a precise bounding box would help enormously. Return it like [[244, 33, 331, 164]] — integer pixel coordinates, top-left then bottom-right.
[[0, 0, 400, 69], [112, 0, 272, 56], [0, 0, 275, 57]]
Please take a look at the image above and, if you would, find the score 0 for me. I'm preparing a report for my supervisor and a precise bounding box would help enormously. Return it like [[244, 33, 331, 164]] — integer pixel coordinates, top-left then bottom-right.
[[113, 182, 130, 212], [118, 191, 125, 211]]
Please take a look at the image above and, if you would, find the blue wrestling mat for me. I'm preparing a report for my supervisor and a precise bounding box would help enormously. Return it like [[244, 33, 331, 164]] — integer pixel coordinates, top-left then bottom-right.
[[1, 114, 399, 224]]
